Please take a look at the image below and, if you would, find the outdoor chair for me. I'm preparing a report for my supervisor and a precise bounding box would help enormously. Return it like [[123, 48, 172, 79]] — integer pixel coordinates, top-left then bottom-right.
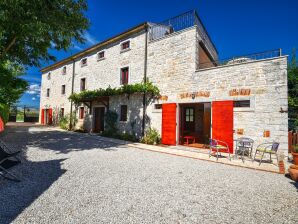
[[209, 139, 231, 161], [253, 142, 279, 166], [235, 137, 254, 162], [0, 140, 21, 181]]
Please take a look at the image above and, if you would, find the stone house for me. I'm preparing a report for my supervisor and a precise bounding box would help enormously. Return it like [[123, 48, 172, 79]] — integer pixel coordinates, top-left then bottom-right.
[[40, 10, 288, 155]]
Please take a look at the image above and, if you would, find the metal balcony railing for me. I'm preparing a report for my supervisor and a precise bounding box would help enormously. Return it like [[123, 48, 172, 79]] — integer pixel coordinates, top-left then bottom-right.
[[198, 49, 282, 69], [148, 10, 218, 61]]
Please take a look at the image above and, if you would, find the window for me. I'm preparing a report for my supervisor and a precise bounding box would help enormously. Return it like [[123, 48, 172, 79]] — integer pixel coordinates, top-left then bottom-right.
[[120, 105, 127, 121], [61, 85, 66, 95], [62, 66, 66, 75], [233, 100, 250, 108], [121, 40, 130, 51], [47, 72, 51, 80], [97, 51, 105, 60], [46, 88, 50, 97], [120, 67, 129, 85], [79, 107, 85, 119], [185, 107, 195, 131], [60, 108, 64, 117], [81, 58, 87, 66], [154, 104, 162, 109], [80, 78, 86, 91]]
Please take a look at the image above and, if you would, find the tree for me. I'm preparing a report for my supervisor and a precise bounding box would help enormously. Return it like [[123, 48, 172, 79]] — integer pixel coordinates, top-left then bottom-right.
[[0, 61, 28, 106], [0, 0, 90, 67], [288, 48, 298, 130]]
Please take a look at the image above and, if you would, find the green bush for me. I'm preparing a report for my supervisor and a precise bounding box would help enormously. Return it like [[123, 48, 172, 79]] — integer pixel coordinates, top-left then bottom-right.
[[59, 113, 77, 130], [0, 103, 9, 124], [141, 128, 161, 145], [119, 132, 137, 142], [105, 110, 118, 133]]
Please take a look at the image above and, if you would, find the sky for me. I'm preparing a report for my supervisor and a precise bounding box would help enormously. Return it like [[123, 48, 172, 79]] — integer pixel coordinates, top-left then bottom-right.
[[20, 0, 298, 107]]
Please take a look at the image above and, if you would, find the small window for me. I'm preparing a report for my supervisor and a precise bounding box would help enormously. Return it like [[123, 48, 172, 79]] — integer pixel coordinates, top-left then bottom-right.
[[234, 100, 250, 108], [154, 104, 162, 109], [97, 51, 105, 60], [81, 58, 87, 66], [47, 72, 51, 80], [120, 67, 129, 85], [79, 107, 85, 119], [120, 105, 127, 122], [80, 78, 86, 91], [185, 108, 194, 122], [60, 108, 64, 117], [121, 40, 130, 51], [61, 85, 66, 95], [62, 66, 66, 75], [46, 88, 50, 97]]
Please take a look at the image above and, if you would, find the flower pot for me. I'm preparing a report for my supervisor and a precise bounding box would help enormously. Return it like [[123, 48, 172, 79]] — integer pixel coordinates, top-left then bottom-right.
[[288, 168, 298, 182], [292, 152, 298, 165], [278, 161, 285, 174]]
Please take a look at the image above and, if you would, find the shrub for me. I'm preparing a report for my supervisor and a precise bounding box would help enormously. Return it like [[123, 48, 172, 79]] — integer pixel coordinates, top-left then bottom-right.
[[59, 113, 77, 130], [0, 103, 9, 124], [119, 132, 137, 142], [105, 110, 118, 133], [141, 128, 161, 145]]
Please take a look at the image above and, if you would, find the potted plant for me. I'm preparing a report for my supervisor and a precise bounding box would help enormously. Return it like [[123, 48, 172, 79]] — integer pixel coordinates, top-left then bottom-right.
[[292, 145, 298, 165]]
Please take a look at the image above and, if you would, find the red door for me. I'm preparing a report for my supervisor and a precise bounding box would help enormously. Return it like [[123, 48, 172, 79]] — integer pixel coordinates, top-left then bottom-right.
[[41, 109, 45, 124], [162, 103, 177, 145], [48, 108, 53, 125], [212, 101, 234, 153]]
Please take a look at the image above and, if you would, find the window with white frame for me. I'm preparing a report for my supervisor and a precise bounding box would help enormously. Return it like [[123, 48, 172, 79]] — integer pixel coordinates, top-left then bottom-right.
[[81, 58, 87, 67], [62, 66, 66, 75], [47, 72, 51, 80], [120, 40, 130, 51], [97, 51, 105, 60]]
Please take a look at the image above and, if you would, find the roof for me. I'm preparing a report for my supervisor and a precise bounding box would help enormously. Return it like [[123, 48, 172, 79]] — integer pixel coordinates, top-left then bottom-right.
[[41, 22, 148, 73]]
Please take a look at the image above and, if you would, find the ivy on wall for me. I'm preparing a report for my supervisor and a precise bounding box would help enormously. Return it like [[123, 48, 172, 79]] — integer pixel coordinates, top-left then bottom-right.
[[69, 82, 160, 105]]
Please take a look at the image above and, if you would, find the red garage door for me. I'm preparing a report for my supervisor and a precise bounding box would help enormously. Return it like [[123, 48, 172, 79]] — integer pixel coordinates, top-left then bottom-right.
[[162, 103, 177, 145], [212, 101, 234, 153]]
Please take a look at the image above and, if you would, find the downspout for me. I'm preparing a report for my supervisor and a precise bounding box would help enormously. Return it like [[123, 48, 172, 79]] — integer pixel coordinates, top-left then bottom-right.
[[142, 24, 148, 136], [69, 58, 75, 130]]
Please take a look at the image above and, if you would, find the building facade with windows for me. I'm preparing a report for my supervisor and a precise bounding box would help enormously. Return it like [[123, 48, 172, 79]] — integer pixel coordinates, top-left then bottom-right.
[[40, 11, 288, 155]]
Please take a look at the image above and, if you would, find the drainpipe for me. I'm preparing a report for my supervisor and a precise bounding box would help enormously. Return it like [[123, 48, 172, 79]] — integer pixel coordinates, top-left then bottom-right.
[[69, 58, 75, 130], [142, 24, 148, 136]]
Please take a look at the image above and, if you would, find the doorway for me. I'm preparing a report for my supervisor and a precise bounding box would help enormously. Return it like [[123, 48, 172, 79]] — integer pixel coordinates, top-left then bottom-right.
[[93, 107, 105, 132], [179, 103, 211, 147]]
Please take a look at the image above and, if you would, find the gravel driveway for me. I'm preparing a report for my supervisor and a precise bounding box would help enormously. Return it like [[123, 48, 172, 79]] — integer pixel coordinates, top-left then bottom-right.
[[0, 124, 297, 224]]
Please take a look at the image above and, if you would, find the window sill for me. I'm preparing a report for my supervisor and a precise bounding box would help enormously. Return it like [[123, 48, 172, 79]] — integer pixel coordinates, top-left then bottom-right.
[[81, 64, 87, 67], [97, 57, 106, 61], [120, 48, 131, 54], [234, 107, 255, 112]]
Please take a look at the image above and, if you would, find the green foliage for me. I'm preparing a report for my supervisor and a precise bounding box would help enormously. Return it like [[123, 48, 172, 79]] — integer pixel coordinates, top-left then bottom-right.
[[141, 128, 161, 145], [0, 61, 28, 105], [288, 49, 298, 130], [69, 82, 160, 105], [59, 113, 77, 130], [0, 0, 89, 67], [104, 110, 118, 134], [0, 103, 9, 124]]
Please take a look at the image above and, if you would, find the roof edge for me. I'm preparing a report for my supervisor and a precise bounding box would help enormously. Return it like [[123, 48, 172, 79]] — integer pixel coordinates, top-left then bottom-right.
[[41, 22, 148, 73]]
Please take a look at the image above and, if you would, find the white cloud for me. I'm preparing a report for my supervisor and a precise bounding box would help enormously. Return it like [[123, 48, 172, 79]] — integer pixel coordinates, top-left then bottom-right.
[[84, 32, 98, 45], [27, 84, 41, 95], [32, 97, 36, 101]]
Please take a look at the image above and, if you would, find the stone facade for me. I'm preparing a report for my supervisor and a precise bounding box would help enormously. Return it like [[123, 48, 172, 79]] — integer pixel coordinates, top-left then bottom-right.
[[40, 22, 288, 154]]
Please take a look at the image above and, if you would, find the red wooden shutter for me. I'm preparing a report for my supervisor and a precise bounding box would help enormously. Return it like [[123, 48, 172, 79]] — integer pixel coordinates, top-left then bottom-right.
[[0, 116, 4, 132], [162, 103, 177, 145], [48, 108, 53, 125], [41, 109, 45, 124], [212, 101, 234, 153]]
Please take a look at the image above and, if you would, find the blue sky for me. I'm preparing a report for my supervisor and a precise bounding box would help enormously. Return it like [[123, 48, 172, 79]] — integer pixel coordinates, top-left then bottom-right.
[[21, 0, 298, 107]]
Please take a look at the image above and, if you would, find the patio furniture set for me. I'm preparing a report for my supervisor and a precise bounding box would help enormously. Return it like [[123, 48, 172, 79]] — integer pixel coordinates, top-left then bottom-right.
[[209, 137, 280, 165]]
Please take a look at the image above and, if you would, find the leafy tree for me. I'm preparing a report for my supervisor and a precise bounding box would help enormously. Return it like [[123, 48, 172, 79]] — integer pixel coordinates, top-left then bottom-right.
[[0, 0, 90, 67], [288, 48, 298, 130], [0, 61, 28, 106]]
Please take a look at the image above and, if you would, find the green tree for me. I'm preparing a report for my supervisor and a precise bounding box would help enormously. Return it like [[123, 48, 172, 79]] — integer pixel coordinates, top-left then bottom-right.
[[288, 48, 298, 130], [0, 0, 90, 67]]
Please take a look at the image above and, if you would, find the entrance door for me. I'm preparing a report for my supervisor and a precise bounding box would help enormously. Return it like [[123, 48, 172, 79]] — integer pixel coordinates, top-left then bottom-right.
[[212, 101, 233, 153], [94, 107, 105, 132], [162, 103, 176, 145]]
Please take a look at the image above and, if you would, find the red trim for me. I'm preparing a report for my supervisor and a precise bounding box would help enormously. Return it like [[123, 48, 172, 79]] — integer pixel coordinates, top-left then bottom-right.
[[162, 103, 177, 145], [48, 108, 53, 125], [0, 116, 4, 132], [41, 109, 45, 124], [212, 101, 234, 153]]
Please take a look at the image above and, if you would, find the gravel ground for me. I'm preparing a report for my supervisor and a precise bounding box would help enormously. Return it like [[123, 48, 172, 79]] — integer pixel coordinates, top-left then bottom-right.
[[0, 124, 297, 224]]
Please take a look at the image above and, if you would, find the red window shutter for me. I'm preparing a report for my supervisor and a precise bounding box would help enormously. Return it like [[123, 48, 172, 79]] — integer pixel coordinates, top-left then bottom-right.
[[212, 101, 234, 153], [41, 109, 45, 124], [0, 116, 4, 132], [48, 108, 53, 125], [162, 103, 177, 145]]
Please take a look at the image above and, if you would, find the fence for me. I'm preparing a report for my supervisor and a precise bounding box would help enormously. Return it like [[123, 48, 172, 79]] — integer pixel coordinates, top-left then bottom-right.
[[149, 10, 218, 61], [9, 105, 39, 123], [289, 131, 298, 153]]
